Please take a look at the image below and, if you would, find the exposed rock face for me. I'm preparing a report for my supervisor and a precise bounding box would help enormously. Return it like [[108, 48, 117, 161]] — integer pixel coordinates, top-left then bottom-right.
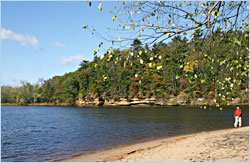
[[117, 98, 130, 106], [227, 98, 241, 105], [75, 96, 246, 107], [75, 98, 103, 106], [129, 97, 156, 106], [190, 98, 205, 106]]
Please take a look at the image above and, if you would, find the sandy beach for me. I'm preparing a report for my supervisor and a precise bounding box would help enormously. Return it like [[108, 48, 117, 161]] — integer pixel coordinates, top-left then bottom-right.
[[60, 126, 249, 162]]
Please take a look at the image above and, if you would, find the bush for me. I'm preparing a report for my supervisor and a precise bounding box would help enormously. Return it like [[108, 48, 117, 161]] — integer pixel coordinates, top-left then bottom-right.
[[170, 98, 178, 105]]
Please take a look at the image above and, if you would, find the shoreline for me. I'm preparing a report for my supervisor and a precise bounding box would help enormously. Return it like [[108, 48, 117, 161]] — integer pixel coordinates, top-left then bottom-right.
[[58, 126, 249, 162], [1, 103, 249, 108]]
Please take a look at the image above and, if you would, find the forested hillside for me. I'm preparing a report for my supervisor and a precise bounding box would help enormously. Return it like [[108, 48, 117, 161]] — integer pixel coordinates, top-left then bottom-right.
[[1, 29, 249, 106]]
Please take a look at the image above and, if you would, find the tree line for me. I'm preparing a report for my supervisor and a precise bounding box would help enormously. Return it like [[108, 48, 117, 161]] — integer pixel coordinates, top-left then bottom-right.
[[1, 29, 249, 106]]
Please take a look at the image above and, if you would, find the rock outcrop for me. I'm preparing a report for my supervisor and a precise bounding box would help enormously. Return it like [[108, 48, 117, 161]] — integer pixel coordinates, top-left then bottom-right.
[[75, 96, 246, 107]]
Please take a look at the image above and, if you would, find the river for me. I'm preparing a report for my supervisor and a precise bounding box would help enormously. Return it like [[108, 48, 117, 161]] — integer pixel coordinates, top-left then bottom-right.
[[1, 105, 249, 162]]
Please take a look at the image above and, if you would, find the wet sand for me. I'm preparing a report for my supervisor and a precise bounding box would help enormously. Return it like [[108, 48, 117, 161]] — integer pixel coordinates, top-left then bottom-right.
[[59, 126, 249, 162]]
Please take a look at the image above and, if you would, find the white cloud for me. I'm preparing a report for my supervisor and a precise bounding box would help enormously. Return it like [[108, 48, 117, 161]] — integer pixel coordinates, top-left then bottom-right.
[[1, 28, 41, 50], [53, 41, 66, 49], [59, 54, 84, 65]]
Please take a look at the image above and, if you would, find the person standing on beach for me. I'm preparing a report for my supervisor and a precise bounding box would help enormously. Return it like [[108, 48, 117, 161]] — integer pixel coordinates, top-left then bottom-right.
[[234, 106, 242, 128]]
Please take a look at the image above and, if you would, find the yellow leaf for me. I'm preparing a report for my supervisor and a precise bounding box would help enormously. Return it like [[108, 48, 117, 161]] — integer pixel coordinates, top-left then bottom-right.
[[141, 26, 146, 32], [98, 3, 102, 11], [172, 24, 175, 27], [130, 11, 133, 17], [107, 55, 113, 61], [112, 16, 117, 21], [118, 36, 122, 40], [157, 65, 162, 70]]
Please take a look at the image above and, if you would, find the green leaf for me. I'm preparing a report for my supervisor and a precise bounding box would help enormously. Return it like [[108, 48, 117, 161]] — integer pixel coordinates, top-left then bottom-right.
[[245, 34, 249, 39], [220, 60, 225, 65], [98, 42, 103, 48], [233, 37, 241, 45], [245, 27, 249, 33]]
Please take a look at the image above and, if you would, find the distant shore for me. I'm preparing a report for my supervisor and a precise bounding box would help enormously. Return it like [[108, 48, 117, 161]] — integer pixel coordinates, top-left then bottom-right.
[[1, 102, 249, 108], [59, 126, 249, 162], [1, 103, 72, 106]]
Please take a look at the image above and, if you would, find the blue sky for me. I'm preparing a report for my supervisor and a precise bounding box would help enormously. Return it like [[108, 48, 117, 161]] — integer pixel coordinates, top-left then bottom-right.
[[2, 1, 248, 86], [1, 1, 118, 86]]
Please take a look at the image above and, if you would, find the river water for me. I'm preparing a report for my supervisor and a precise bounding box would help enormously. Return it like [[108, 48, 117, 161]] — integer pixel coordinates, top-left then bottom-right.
[[1, 105, 249, 162]]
